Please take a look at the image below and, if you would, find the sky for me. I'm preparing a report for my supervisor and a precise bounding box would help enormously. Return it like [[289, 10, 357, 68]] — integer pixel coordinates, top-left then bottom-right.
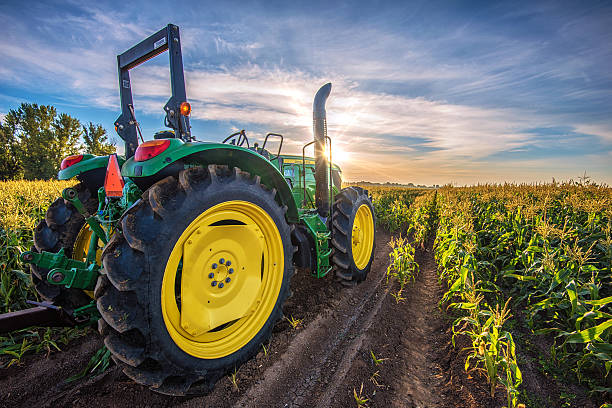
[[0, 0, 611, 185]]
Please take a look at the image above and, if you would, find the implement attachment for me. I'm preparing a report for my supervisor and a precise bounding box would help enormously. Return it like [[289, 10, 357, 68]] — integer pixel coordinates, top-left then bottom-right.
[[21, 249, 100, 291], [0, 301, 95, 334]]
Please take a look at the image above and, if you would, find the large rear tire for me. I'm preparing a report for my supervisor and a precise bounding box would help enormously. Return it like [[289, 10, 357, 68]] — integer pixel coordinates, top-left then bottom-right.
[[31, 183, 98, 309], [97, 165, 294, 395], [331, 187, 376, 284]]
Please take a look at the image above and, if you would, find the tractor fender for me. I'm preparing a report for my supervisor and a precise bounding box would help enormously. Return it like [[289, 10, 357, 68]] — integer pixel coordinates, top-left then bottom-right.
[[58, 155, 125, 193], [121, 140, 299, 223]]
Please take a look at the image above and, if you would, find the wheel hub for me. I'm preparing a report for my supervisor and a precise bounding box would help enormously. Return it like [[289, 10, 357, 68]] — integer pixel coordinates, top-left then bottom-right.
[[180, 223, 263, 337], [161, 200, 284, 359], [351, 204, 374, 270], [208, 258, 234, 288]]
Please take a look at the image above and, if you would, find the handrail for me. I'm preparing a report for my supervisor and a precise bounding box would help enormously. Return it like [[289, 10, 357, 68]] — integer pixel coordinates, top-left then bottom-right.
[[302, 141, 314, 208], [262, 133, 284, 160]]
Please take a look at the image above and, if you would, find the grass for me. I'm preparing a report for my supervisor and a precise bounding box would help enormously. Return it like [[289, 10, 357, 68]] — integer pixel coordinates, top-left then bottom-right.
[[66, 345, 112, 382], [286, 315, 303, 329], [369, 370, 383, 388], [369, 350, 388, 366], [353, 382, 369, 407], [229, 367, 239, 391], [0, 326, 89, 368]]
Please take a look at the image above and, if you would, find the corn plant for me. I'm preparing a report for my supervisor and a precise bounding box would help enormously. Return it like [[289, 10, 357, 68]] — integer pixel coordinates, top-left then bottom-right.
[[353, 383, 369, 407], [1, 336, 34, 367], [451, 291, 522, 406], [370, 350, 388, 366], [229, 367, 239, 391], [365, 186, 425, 233], [66, 346, 112, 382], [286, 315, 303, 329], [386, 235, 419, 291], [434, 182, 611, 399]]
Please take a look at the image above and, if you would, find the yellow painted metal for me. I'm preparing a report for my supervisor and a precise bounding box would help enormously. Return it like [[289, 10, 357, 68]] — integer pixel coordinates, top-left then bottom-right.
[[161, 200, 284, 359], [73, 225, 102, 298], [73, 226, 102, 264], [283, 158, 315, 164], [351, 204, 374, 270]]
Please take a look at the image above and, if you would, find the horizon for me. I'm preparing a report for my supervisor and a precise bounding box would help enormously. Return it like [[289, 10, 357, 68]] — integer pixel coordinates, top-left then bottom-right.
[[0, 0, 611, 185]]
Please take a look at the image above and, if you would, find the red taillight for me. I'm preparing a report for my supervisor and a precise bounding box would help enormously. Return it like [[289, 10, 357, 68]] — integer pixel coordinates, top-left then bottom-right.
[[60, 154, 84, 170], [134, 139, 171, 162]]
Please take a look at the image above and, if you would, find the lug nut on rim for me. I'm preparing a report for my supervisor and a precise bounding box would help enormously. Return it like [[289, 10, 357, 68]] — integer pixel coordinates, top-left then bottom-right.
[[218, 282, 224, 288], [219, 258, 225, 264], [208, 272, 214, 279], [212, 263, 217, 269], [211, 281, 217, 287], [225, 277, 231, 283]]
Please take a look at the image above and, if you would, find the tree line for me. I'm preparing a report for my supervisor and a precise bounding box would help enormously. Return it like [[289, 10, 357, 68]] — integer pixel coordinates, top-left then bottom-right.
[[0, 103, 116, 180]]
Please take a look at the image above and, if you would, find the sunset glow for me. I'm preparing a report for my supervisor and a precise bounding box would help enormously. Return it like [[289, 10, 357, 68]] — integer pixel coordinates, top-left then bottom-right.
[[0, 1, 610, 185]]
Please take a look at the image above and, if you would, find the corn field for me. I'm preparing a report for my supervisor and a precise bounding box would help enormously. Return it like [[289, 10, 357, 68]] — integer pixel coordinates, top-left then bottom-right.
[[0, 180, 77, 313], [0, 180, 87, 367], [369, 182, 612, 406], [2, 179, 611, 404]]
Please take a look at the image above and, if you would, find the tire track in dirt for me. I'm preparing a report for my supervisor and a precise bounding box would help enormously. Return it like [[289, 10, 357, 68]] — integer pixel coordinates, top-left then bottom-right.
[[231, 229, 393, 408], [231, 234, 452, 408], [310, 244, 450, 408], [382, 246, 447, 408]]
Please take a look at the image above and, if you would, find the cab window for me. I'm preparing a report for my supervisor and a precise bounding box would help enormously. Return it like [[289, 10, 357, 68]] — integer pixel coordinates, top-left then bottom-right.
[[283, 166, 295, 178]]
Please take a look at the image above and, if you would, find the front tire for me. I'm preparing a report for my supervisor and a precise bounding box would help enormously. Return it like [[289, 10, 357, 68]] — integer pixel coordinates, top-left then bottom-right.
[[331, 187, 376, 284], [97, 165, 294, 395]]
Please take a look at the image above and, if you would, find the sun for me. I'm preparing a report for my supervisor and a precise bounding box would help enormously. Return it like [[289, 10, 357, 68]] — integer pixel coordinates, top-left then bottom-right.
[[325, 145, 350, 164]]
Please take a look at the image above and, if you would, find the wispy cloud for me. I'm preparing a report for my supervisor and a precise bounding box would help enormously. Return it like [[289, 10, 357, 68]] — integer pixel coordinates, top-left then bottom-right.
[[0, 0, 610, 184]]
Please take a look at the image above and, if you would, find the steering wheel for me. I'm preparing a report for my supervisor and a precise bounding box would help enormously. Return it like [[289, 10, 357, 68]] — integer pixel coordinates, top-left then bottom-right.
[[222, 129, 250, 148]]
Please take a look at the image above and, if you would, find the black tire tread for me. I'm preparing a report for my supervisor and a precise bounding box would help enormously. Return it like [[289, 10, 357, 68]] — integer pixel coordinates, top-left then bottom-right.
[[30, 183, 97, 309], [98, 165, 295, 395], [331, 186, 376, 284]]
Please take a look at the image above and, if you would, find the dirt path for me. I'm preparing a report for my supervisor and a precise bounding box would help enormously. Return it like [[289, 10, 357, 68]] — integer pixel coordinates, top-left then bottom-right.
[[0, 230, 466, 408], [309, 243, 452, 408]]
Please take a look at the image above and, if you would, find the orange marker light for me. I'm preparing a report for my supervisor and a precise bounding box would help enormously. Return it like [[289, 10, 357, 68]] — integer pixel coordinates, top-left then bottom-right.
[[180, 101, 191, 116], [104, 154, 125, 197], [60, 154, 84, 170], [135, 139, 171, 162]]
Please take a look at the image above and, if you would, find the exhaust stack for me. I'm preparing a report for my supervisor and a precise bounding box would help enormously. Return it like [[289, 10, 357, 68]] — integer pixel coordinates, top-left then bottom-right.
[[313, 83, 332, 218]]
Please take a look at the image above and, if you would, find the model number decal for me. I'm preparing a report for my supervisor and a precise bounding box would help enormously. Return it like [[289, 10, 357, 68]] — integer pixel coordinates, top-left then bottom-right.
[[154, 37, 167, 49]]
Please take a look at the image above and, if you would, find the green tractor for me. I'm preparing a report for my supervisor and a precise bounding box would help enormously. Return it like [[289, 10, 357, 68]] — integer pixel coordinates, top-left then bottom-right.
[[20, 24, 375, 395]]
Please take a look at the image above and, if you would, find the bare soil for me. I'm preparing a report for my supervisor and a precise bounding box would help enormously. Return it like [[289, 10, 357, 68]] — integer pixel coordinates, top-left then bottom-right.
[[0, 228, 590, 407]]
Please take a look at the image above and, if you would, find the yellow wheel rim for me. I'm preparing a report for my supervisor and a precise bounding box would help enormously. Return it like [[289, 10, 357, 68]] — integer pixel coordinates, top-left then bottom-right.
[[73, 225, 103, 298], [161, 200, 284, 359], [351, 204, 374, 270]]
